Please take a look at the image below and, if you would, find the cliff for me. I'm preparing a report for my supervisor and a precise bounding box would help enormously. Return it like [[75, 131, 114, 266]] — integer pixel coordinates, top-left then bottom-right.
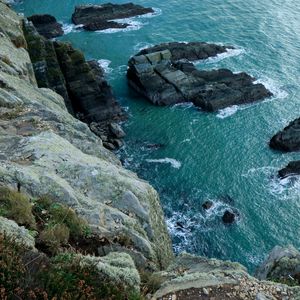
[[1, 1, 300, 299]]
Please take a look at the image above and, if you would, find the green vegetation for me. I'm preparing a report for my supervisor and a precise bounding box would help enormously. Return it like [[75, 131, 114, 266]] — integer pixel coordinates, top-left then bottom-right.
[[0, 234, 145, 300], [140, 271, 165, 295]]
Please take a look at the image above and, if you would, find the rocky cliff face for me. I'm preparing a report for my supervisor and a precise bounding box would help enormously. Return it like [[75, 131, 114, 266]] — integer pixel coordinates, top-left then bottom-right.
[[0, 0, 173, 271]]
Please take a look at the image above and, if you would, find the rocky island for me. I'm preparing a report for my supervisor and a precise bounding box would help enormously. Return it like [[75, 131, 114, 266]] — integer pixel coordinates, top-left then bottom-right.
[[1, 1, 300, 299], [127, 42, 272, 111], [72, 3, 154, 31]]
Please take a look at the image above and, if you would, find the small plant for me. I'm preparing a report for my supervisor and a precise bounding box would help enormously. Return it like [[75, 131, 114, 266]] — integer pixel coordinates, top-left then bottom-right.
[[0, 55, 12, 66], [11, 35, 27, 49], [0, 187, 36, 228], [140, 271, 165, 295]]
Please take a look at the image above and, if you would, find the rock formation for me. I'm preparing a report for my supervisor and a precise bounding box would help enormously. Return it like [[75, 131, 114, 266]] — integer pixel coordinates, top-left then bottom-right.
[[72, 3, 154, 31], [270, 118, 300, 152], [23, 20, 126, 149], [278, 161, 300, 178], [27, 14, 63, 39], [127, 43, 272, 111], [0, 0, 173, 271], [256, 245, 300, 285]]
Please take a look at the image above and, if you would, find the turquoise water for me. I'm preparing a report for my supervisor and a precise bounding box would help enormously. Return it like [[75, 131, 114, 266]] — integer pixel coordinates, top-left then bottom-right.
[[14, 0, 300, 272]]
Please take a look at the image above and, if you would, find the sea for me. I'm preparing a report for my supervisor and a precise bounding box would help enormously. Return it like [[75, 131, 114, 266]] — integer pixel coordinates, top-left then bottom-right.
[[13, 0, 300, 272]]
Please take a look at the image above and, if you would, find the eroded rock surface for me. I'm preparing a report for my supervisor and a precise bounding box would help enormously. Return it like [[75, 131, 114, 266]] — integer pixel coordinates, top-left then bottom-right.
[[27, 14, 63, 39], [278, 161, 300, 178], [127, 44, 272, 111], [23, 20, 126, 149], [0, 0, 173, 270], [72, 3, 154, 31], [270, 118, 300, 152]]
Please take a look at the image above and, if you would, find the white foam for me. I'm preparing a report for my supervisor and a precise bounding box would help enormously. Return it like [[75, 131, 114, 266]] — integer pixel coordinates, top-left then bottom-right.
[[146, 158, 182, 169], [62, 23, 83, 35], [216, 105, 238, 119], [137, 7, 162, 18], [97, 59, 113, 73], [255, 77, 288, 100], [171, 102, 194, 110], [195, 47, 245, 65], [134, 42, 154, 52]]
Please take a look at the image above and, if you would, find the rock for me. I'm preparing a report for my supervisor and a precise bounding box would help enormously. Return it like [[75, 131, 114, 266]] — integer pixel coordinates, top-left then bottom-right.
[[222, 210, 236, 224], [72, 3, 154, 31], [23, 22, 126, 148], [0, 216, 36, 250], [138, 42, 231, 62], [256, 245, 300, 283], [0, 7, 173, 270], [202, 200, 214, 210], [127, 44, 272, 111], [278, 161, 300, 178], [27, 14, 63, 39], [110, 122, 126, 139], [270, 118, 300, 152]]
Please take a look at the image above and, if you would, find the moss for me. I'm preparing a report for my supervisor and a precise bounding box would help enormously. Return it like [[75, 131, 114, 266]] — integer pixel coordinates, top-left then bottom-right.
[[0, 187, 36, 229]]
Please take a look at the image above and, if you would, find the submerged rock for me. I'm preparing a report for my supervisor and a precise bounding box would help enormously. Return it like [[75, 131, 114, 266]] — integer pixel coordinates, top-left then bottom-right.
[[278, 161, 300, 178], [202, 200, 214, 210], [27, 14, 63, 39], [270, 118, 300, 152], [222, 210, 236, 224], [127, 44, 272, 111], [72, 3, 154, 31]]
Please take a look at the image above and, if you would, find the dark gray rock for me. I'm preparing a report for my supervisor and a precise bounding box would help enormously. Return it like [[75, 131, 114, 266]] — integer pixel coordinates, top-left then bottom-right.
[[127, 45, 272, 111], [202, 200, 213, 210], [270, 118, 300, 152], [278, 161, 300, 178], [72, 3, 154, 31], [27, 14, 63, 39], [222, 210, 235, 224], [138, 42, 232, 62]]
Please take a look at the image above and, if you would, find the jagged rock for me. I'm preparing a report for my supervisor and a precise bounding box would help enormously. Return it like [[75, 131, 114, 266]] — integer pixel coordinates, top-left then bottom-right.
[[270, 118, 300, 152], [23, 21, 72, 112], [23, 21, 126, 148], [222, 210, 236, 224], [256, 245, 300, 283], [202, 200, 213, 210], [127, 45, 272, 111], [0, 216, 36, 250], [138, 42, 232, 62], [151, 253, 299, 299], [72, 3, 154, 31], [79, 252, 141, 289], [0, 8, 173, 269], [27, 14, 63, 39], [110, 122, 126, 139], [278, 161, 300, 178]]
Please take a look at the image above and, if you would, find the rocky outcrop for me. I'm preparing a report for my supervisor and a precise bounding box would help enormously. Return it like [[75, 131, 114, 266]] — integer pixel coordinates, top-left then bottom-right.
[[278, 161, 300, 178], [270, 118, 300, 152], [0, 0, 173, 270], [23, 20, 126, 149], [256, 245, 300, 285], [127, 44, 272, 111], [151, 253, 300, 299], [72, 3, 154, 31], [27, 14, 63, 39], [138, 42, 232, 61]]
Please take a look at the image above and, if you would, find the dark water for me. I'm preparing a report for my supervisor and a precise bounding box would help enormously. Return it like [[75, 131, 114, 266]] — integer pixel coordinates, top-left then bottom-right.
[[14, 0, 300, 272]]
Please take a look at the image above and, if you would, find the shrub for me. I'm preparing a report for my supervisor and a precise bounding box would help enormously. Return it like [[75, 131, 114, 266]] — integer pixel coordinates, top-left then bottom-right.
[[0, 187, 36, 229], [140, 271, 165, 295]]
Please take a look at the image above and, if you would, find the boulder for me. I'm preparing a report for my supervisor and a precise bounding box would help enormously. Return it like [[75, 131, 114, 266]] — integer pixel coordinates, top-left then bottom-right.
[[127, 44, 272, 111], [202, 200, 213, 210], [256, 245, 300, 284], [222, 210, 236, 224], [27, 14, 63, 39], [72, 3, 154, 31], [270, 118, 300, 152], [278, 161, 300, 178]]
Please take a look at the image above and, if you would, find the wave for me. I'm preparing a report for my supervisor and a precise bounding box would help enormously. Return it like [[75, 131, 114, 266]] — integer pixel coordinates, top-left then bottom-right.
[[97, 59, 113, 73], [146, 158, 182, 169], [133, 42, 154, 52], [62, 23, 83, 35], [137, 7, 162, 18], [254, 77, 288, 100], [195, 47, 245, 65], [216, 105, 239, 119]]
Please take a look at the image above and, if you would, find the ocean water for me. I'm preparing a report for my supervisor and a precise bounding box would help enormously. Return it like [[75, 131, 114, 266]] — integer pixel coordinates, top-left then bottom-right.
[[14, 0, 300, 272]]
